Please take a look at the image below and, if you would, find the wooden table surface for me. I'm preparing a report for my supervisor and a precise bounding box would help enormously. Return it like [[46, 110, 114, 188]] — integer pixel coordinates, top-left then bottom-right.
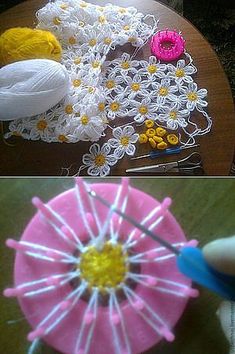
[[1, 178, 235, 353], [0, 0, 235, 176]]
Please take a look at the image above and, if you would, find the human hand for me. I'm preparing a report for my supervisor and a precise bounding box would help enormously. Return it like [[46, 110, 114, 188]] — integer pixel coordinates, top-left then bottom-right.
[[203, 236, 235, 354]]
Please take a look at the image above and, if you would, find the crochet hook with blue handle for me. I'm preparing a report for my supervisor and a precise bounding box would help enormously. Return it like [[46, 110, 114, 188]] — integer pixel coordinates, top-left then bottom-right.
[[88, 189, 235, 301], [131, 144, 200, 160]]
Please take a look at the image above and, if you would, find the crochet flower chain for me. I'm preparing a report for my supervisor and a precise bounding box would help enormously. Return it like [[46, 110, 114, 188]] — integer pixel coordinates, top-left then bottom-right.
[[5, 0, 212, 176]]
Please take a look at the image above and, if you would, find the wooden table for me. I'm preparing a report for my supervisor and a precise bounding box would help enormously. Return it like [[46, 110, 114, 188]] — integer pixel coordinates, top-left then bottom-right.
[[1, 178, 235, 354], [0, 0, 235, 176]]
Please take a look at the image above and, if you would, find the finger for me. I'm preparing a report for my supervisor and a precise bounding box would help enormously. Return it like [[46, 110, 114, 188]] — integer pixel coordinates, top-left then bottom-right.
[[202, 236, 235, 275]]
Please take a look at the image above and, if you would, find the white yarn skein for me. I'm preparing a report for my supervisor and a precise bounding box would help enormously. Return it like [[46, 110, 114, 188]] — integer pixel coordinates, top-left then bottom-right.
[[0, 59, 70, 121]]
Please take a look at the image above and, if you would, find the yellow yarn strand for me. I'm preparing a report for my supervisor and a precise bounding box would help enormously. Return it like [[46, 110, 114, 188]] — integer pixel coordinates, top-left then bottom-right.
[[0, 27, 62, 66]]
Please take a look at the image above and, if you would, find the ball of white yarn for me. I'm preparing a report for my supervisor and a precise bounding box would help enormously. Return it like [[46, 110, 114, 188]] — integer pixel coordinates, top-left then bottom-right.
[[0, 59, 70, 121]]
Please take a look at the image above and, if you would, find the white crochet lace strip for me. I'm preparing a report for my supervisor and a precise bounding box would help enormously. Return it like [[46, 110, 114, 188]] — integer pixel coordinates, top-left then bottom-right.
[[5, 0, 157, 143]]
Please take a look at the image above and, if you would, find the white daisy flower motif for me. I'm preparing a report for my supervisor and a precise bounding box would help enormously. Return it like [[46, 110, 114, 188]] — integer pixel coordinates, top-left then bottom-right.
[[82, 52, 105, 74], [79, 27, 102, 50], [139, 56, 167, 79], [55, 94, 78, 121], [123, 74, 149, 99], [60, 23, 83, 47], [82, 143, 117, 176], [110, 53, 139, 75], [71, 106, 107, 142], [108, 126, 139, 159], [23, 112, 57, 141], [128, 97, 157, 123], [102, 72, 125, 95], [179, 83, 208, 111], [69, 6, 93, 27], [95, 26, 115, 53], [37, 3, 68, 31], [167, 60, 197, 84], [105, 96, 129, 120], [69, 70, 86, 91], [151, 79, 178, 105], [5, 120, 26, 140], [113, 22, 139, 46], [61, 49, 84, 70], [158, 103, 190, 130]]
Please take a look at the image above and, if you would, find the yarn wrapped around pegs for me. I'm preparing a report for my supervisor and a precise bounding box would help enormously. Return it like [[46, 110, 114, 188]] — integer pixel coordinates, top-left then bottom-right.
[[150, 30, 185, 62], [0, 59, 70, 121], [0, 27, 62, 66]]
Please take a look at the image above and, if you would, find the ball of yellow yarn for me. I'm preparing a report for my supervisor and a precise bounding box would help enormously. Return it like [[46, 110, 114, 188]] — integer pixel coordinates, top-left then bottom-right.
[[0, 27, 62, 66]]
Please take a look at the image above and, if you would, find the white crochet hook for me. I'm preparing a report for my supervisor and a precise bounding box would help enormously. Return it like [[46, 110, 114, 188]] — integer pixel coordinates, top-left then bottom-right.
[[88, 189, 235, 301]]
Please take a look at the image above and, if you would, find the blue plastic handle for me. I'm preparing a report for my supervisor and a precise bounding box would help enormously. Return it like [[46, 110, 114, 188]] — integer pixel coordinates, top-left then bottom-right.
[[149, 147, 182, 159], [176, 247, 235, 300]]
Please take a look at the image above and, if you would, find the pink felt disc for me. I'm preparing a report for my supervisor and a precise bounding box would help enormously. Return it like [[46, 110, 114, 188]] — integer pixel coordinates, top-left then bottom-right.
[[13, 181, 193, 354]]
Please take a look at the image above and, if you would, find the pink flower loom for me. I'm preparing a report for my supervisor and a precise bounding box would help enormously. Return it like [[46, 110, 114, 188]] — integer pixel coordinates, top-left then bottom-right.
[[150, 30, 185, 62], [4, 178, 199, 354]]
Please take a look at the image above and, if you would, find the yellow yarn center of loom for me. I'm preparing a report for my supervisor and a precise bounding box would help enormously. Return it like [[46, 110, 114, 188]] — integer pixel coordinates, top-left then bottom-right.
[[79, 242, 128, 290], [0, 27, 62, 66]]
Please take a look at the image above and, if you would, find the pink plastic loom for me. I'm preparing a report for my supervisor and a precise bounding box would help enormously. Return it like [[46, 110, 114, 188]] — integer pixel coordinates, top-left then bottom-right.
[[150, 30, 185, 62], [4, 178, 198, 354]]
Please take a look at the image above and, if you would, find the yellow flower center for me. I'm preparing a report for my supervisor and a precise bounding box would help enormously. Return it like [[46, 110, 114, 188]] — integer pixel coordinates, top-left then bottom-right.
[[159, 87, 169, 96], [106, 80, 115, 89], [88, 86, 95, 93], [104, 37, 112, 45], [123, 25, 130, 31], [81, 115, 89, 125], [53, 17, 61, 25], [89, 38, 97, 47], [187, 92, 198, 101], [12, 131, 21, 137], [121, 61, 130, 69], [131, 83, 140, 92], [79, 21, 85, 27], [98, 102, 105, 111], [65, 105, 73, 114], [128, 37, 137, 43], [147, 64, 157, 74], [119, 8, 127, 14], [92, 60, 101, 69], [73, 79, 81, 87], [80, 2, 88, 8], [60, 4, 68, 10], [79, 242, 128, 291], [74, 57, 82, 65], [139, 105, 148, 115], [68, 36, 76, 45], [175, 69, 185, 78], [98, 6, 104, 11], [99, 15, 106, 23], [110, 102, 120, 112], [170, 111, 177, 119], [58, 134, 68, 142], [37, 120, 47, 131], [94, 154, 106, 166], [120, 136, 129, 146]]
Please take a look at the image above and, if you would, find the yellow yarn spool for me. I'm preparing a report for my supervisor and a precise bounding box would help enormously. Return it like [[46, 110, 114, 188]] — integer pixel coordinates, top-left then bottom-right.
[[0, 27, 62, 66]]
